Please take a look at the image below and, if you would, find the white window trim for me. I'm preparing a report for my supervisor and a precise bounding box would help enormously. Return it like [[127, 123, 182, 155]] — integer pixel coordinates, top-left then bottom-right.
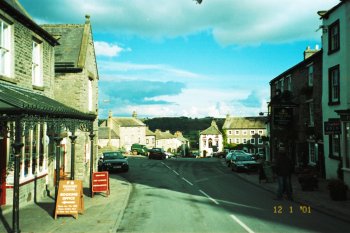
[[32, 40, 43, 86], [0, 19, 12, 77]]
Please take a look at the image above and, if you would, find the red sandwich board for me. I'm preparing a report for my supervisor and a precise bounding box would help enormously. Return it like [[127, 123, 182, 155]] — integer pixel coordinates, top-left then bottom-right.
[[92, 171, 110, 197]]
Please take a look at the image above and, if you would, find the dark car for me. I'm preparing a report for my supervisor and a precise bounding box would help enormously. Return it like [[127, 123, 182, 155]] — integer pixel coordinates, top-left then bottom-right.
[[149, 148, 166, 160], [231, 154, 259, 172], [98, 151, 129, 172]]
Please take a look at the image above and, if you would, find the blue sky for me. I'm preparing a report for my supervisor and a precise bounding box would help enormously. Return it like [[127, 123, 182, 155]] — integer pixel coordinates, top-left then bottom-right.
[[20, 0, 340, 119]]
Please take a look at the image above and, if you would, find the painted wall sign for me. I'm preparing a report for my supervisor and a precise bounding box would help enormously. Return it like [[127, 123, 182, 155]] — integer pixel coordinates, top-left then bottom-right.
[[324, 120, 341, 135]]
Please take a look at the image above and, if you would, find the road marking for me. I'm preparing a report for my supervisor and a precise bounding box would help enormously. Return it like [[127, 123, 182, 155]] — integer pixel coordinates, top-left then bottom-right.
[[230, 214, 255, 233], [182, 177, 193, 186], [172, 170, 180, 176], [161, 162, 171, 169], [199, 190, 219, 205]]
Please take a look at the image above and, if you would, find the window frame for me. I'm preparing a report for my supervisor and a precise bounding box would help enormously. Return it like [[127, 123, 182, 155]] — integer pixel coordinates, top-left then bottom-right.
[[307, 63, 314, 87], [0, 17, 12, 78], [328, 65, 340, 105], [32, 39, 43, 87], [329, 134, 341, 160], [328, 19, 340, 54]]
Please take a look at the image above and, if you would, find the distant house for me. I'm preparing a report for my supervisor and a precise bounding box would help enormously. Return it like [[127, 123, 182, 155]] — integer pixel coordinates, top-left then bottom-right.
[[223, 116, 267, 156], [100, 111, 146, 151], [98, 127, 120, 149], [199, 121, 223, 157], [146, 127, 156, 149], [154, 130, 178, 153], [42, 15, 99, 184]]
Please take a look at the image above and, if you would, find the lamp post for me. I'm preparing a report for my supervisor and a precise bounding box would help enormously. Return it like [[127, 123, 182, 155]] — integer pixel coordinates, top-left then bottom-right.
[[89, 132, 95, 197]]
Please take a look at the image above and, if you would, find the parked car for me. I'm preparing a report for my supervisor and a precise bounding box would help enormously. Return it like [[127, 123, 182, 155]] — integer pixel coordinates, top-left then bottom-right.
[[149, 148, 167, 160], [225, 150, 247, 166], [98, 151, 129, 172], [131, 143, 148, 156], [231, 154, 259, 172]]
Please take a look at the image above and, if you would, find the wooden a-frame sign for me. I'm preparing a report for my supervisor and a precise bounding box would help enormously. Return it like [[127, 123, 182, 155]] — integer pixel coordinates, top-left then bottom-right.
[[54, 180, 84, 219]]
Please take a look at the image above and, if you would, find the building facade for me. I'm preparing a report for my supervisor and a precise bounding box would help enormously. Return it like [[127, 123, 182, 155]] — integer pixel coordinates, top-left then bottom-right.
[[42, 16, 99, 185], [199, 121, 223, 157], [320, 0, 350, 186], [223, 116, 267, 155], [269, 48, 324, 176], [0, 0, 96, 213]]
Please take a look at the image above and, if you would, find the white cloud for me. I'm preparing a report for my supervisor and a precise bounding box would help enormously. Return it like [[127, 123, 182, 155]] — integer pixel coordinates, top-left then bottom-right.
[[28, 0, 340, 46], [94, 41, 126, 57]]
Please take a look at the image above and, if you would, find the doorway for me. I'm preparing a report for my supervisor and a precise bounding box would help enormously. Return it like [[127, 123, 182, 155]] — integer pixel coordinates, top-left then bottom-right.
[[0, 135, 7, 206]]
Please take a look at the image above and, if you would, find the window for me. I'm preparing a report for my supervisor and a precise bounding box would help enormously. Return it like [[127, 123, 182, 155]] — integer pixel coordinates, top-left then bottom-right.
[[250, 130, 255, 135], [235, 138, 240, 144], [243, 138, 247, 144], [308, 142, 316, 165], [258, 130, 263, 135], [234, 130, 240, 135], [308, 102, 314, 127], [228, 130, 232, 135], [308, 64, 314, 87], [88, 78, 93, 111], [345, 122, 350, 168], [0, 18, 12, 77], [328, 65, 340, 105], [328, 20, 340, 54], [329, 134, 340, 159], [242, 130, 247, 135], [258, 138, 263, 144], [250, 138, 255, 144], [286, 75, 292, 91], [146, 139, 149, 144], [208, 138, 213, 148], [32, 40, 43, 86]]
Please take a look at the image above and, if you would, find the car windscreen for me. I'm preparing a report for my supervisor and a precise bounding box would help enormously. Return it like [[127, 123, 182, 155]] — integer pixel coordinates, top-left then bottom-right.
[[103, 152, 124, 159], [236, 155, 253, 161]]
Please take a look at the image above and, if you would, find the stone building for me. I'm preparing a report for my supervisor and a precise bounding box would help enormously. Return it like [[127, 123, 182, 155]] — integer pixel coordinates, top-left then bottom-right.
[[146, 127, 156, 149], [319, 0, 350, 186], [42, 15, 99, 185], [154, 129, 178, 153], [223, 116, 267, 156], [0, 0, 96, 218], [100, 112, 147, 152], [269, 48, 324, 175], [199, 120, 223, 157]]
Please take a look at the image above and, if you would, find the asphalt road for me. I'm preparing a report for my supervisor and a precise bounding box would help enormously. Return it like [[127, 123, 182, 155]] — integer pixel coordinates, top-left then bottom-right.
[[116, 157, 350, 233]]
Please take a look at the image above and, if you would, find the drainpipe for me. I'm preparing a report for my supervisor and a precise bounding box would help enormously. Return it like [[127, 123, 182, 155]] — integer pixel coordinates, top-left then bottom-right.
[[89, 132, 95, 197]]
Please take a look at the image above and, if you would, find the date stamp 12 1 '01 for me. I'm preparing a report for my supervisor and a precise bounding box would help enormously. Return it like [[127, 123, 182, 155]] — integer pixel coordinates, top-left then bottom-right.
[[273, 205, 311, 214]]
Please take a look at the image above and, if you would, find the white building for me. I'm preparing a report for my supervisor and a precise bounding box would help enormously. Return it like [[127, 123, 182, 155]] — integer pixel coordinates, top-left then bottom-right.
[[199, 121, 223, 157], [100, 111, 146, 151], [320, 0, 350, 186]]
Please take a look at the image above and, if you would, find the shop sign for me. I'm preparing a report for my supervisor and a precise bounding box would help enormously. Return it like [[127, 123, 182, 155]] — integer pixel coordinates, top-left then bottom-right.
[[324, 120, 341, 135], [92, 171, 110, 197], [54, 180, 84, 219], [273, 107, 293, 126]]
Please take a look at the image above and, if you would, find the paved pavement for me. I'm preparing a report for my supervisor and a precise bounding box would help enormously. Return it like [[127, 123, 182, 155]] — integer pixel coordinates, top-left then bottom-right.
[[0, 174, 131, 233], [1, 157, 350, 233]]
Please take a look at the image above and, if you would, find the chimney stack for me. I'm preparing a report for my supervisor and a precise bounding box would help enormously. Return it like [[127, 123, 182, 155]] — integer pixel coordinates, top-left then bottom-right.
[[304, 45, 320, 60]]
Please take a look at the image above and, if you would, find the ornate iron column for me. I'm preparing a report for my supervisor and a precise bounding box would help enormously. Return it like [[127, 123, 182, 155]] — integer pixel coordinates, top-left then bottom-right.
[[54, 136, 63, 201], [12, 119, 24, 233], [89, 132, 95, 197], [69, 133, 77, 180]]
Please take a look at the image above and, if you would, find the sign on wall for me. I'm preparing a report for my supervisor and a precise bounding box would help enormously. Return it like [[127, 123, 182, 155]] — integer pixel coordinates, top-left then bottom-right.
[[324, 119, 341, 135], [273, 107, 293, 126]]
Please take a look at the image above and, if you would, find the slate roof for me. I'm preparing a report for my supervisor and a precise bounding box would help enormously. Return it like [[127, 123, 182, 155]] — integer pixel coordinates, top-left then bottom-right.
[[0, 82, 95, 120], [112, 117, 146, 127], [98, 127, 119, 139], [42, 24, 85, 70], [222, 117, 267, 129], [155, 130, 175, 139], [0, 0, 58, 46], [200, 121, 222, 135], [146, 128, 156, 136]]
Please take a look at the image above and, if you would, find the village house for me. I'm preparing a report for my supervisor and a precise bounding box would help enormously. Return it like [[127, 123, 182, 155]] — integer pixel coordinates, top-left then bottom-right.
[[269, 47, 324, 176], [154, 129, 178, 153], [0, 0, 96, 218], [98, 126, 120, 149], [199, 120, 223, 157], [42, 15, 99, 186], [223, 116, 267, 156], [99, 111, 147, 152], [145, 127, 156, 149], [319, 0, 350, 186]]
